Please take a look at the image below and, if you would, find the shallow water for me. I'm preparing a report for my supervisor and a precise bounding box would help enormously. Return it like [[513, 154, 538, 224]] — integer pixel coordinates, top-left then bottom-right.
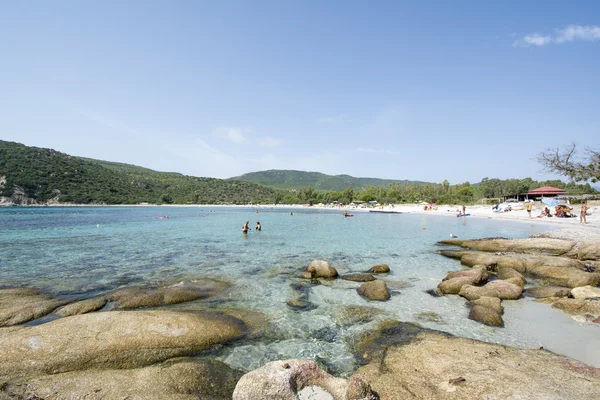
[[1, 206, 598, 374]]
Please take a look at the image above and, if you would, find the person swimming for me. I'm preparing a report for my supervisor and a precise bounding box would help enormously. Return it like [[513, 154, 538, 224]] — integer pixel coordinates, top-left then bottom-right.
[[242, 220, 250, 233], [256, 221, 261, 231]]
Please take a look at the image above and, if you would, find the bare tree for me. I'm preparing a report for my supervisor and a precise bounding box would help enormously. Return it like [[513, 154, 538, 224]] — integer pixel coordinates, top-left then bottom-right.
[[537, 143, 600, 183]]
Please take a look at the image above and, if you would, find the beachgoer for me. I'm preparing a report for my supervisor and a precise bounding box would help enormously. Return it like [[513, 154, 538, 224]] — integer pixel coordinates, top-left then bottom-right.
[[290, 211, 293, 216], [344, 211, 348, 217], [526, 202, 533, 218], [461, 204, 466, 216], [580, 201, 588, 224], [242, 220, 250, 233], [256, 221, 261, 231]]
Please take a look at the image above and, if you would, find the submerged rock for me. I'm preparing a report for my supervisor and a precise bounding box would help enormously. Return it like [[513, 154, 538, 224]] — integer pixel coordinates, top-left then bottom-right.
[[357, 280, 390, 301], [286, 299, 317, 311], [55, 296, 107, 317], [524, 286, 572, 298], [331, 305, 381, 327], [0, 288, 65, 327], [232, 359, 379, 400], [307, 260, 338, 279], [369, 264, 390, 274], [342, 273, 376, 282], [0, 310, 247, 378], [2, 358, 243, 400], [353, 327, 600, 400]]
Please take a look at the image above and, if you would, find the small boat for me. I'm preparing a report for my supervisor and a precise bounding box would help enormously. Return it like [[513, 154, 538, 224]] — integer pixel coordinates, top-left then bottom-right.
[[344, 213, 354, 217]]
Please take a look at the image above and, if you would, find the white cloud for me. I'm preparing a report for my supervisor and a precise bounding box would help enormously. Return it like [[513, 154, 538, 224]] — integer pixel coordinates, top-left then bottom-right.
[[514, 25, 600, 47], [213, 127, 247, 143], [259, 136, 282, 147], [356, 147, 402, 155]]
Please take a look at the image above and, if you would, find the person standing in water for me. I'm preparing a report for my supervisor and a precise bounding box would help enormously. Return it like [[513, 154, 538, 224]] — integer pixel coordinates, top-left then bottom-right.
[[580, 201, 588, 224], [461, 204, 466, 216], [526, 201, 533, 218], [256, 221, 261, 231], [242, 220, 250, 233]]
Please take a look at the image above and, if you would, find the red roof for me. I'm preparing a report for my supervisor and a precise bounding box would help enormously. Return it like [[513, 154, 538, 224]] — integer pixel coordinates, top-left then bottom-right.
[[527, 186, 567, 195]]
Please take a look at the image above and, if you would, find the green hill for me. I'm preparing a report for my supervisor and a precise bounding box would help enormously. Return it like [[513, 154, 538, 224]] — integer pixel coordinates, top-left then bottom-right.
[[230, 169, 428, 190], [0, 140, 278, 205]]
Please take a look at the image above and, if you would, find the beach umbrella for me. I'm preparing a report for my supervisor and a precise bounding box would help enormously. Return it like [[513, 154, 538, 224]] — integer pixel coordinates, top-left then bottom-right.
[[541, 198, 560, 207]]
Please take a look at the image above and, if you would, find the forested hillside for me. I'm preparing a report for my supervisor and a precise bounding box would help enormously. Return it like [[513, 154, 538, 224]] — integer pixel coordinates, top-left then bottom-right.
[[231, 169, 427, 190], [0, 141, 278, 205]]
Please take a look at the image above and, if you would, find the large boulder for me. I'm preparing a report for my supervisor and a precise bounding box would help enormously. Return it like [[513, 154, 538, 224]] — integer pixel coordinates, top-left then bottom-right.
[[354, 327, 600, 400], [0, 310, 247, 378], [444, 265, 490, 282], [307, 260, 338, 278], [55, 296, 107, 317], [232, 359, 379, 400], [578, 241, 600, 261], [357, 281, 390, 301], [496, 267, 526, 286], [551, 298, 600, 315], [571, 285, 600, 300], [0, 288, 65, 327], [440, 238, 575, 256], [369, 264, 390, 274], [468, 304, 503, 327], [524, 286, 572, 298], [459, 280, 523, 301], [1, 358, 243, 400], [472, 296, 504, 315]]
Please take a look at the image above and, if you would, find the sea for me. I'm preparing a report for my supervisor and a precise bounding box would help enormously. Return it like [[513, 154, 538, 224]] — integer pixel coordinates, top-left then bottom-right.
[[1, 206, 598, 375]]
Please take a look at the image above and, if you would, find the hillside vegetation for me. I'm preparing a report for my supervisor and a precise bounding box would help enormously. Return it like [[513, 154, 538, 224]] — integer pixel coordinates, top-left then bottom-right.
[[230, 169, 427, 190], [0, 141, 278, 205]]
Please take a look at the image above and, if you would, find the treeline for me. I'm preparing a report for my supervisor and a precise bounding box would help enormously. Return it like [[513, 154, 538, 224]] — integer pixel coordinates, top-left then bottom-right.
[[273, 178, 597, 205]]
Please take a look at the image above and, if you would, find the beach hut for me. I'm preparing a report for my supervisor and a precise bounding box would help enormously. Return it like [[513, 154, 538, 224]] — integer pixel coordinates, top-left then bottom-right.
[[527, 186, 566, 200]]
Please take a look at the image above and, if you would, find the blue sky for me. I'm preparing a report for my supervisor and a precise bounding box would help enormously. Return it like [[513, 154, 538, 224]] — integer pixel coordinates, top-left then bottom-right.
[[1, 1, 598, 184]]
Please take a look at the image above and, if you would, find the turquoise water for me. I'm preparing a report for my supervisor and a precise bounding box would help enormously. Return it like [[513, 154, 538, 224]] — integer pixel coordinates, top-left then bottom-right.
[[1, 206, 597, 374]]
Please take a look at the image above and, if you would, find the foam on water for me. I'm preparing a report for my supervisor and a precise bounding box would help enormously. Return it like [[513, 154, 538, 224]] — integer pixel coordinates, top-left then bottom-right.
[[1, 206, 598, 375]]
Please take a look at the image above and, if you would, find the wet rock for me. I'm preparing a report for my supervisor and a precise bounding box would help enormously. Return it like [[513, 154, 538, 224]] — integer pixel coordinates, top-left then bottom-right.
[[578, 241, 600, 261], [354, 329, 600, 400], [414, 311, 442, 323], [551, 298, 600, 315], [459, 280, 523, 301], [0, 288, 65, 327], [369, 264, 390, 274], [357, 281, 390, 301], [0, 310, 247, 378], [496, 267, 526, 286], [571, 285, 600, 300], [1, 358, 243, 400], [593, 316, 600, 324], [437, 276, 484, 295], [109, 281, 229, 309], [468, 304, 504, 327], [232, 359, 379, 400], [342, 273, 376, 282], [331, 305, 381, 327], [439, 238, 575, 256], [472, 296, 503, 315], [524, 286, 572, 298], [307, 260, 338, 279], [55, 296, 107, 317], [286, 299, 317, 311]]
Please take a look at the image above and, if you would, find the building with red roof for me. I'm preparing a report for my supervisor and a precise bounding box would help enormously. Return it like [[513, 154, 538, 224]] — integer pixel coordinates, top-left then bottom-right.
[[527, 186, 567, 198]]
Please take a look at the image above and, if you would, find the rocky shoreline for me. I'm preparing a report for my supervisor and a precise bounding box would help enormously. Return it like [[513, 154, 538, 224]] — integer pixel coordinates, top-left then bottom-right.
[[1, 233, 600, 399]]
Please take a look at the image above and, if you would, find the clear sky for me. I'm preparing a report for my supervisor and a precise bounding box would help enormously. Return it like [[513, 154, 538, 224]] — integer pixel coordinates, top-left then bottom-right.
[[1, 1, 598, 184]]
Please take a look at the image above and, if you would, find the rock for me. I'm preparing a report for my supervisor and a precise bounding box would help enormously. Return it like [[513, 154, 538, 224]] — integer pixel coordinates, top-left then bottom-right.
[[0, 310, 247, 378], [232, 359, 379, 400], [357, 281, 390, 301], [459, 280, 523, 301], [468, 304, 504, 327], [593, 316, 600, 324], [342, 273, 376, 282], [286, 299, 317, 311], [441, 238, 576, 256], [578, 241, 600, 261], [504, 276, 526, 289], [571, 285, 600, 300], [55, 296, 107, 317], [496, 267, 526, 286], [472, 296, 503, 315], [301, 271, 313, 279], [437, 276, 484, 295], [414, 311, 442, 323], [331, 305, 381, 327], [1, 358, 243, 400], [369, 264, 390, 274], [444, 265, 490, 282], [551, 298, 600, 315], [307, 260, 338, 279], [0, 288, 65, 327], [353, 327, 600, 400], [524, 286, 572, 298], [109, 281, 229, 309]]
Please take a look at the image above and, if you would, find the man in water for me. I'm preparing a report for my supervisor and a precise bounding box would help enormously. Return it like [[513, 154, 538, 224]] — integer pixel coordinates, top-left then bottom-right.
[[242, 221, 250, 233], [256, 221, 261, 231]]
